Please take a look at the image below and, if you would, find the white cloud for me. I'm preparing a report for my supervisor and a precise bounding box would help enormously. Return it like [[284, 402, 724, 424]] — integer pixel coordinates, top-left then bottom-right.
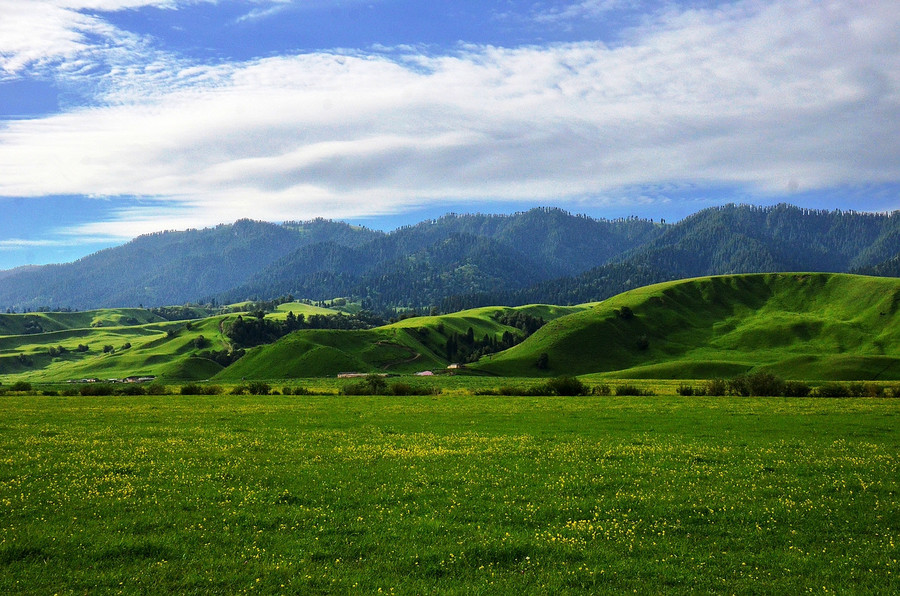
[[1, 0, 899, 238], [532, 0, 639, 23]]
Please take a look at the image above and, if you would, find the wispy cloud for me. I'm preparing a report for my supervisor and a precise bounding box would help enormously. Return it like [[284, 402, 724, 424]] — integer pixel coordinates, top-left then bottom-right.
[[532, 0, 639, 23], [1, 0, 899, 239]]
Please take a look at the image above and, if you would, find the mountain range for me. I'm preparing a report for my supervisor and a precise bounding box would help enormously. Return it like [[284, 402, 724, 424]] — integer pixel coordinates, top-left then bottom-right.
[[1, 204, 898, 312]]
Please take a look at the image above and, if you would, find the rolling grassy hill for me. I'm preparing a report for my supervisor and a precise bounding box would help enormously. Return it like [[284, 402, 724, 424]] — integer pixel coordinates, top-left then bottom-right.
[[474, 273, 900, 381], [215, 304, 587, 380], [0, 310, 240, 382], [3, 274, 898, 384]]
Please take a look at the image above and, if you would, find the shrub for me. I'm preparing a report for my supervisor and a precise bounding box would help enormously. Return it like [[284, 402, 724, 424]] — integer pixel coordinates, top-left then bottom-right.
[[230, 385, 249, 395], [592, 384, 611, 396], [702, 378, 727, 396], [616, 306, 634, 320], [847, 383, 867, 398], [615, 384, 653, 396], [746, 372, 786, 397], [10, 381, 32, 392], [864, 384, 885, 398], [676, 384, 695, 396], [636, 335, 649, 350], [545, 376, 589, 396], [783, 381, 811, 397], [180, 384, 221, 396], [342, 374, 388, 396], [813, 383, 851, 398], [247, 381, 270, 395], [146, 384, 167, 395], [727, 376, 751, 397], [388, 382, 418, 396], [79, 384, 115, 396], [42, 390, 59, 396], [117, 384, 146, 396]]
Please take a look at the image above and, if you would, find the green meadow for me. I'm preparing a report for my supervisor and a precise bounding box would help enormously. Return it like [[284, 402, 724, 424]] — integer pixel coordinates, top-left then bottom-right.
[[0, 394, 897, 594]]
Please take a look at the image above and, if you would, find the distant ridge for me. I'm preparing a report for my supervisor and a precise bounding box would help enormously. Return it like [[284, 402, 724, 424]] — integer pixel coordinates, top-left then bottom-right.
[[0, 204, 897, 312]]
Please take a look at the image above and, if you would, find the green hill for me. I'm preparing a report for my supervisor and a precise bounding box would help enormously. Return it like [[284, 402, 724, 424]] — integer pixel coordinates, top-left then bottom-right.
[[0, 311, 239, 382], [215, 304, 586, 380], [474, 273, 900, 381]]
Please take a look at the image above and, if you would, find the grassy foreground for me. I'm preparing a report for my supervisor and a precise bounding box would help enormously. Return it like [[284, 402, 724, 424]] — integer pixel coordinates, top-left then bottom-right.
[[1, 395, 898, 594]]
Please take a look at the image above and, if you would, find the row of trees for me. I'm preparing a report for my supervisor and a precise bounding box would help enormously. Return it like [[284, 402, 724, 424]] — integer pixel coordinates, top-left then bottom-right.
[[226, 310, 386, 348]]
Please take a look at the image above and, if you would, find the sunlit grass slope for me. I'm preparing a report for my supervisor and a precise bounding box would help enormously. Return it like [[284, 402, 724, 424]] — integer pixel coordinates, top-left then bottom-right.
[[0, 308, 165, 336], [217, 304, 586, 380], [0, 313, 240, 382], [475, 273, 900, 381]]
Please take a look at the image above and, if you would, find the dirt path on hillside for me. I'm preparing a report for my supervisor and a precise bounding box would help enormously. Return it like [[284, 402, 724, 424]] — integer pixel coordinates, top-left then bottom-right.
[[376, 340, 422, 370]]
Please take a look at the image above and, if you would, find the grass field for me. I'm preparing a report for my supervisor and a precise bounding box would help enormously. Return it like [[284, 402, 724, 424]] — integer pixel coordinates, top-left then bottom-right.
[[1, 394, 897, 594]]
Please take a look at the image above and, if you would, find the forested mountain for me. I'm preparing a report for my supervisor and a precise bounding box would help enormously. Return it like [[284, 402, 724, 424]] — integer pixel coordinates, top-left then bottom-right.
[[0, 219, 380, 310], [1, 204, 897, 312], [219, 209, 660, 309], [854, 254, 900, 278], [476, 204, 900, 307]]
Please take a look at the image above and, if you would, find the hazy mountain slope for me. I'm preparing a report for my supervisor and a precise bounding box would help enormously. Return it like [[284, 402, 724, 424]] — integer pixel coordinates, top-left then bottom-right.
[[0, 219, 379, 310], [499, 204, 900, 306], [2, 204, 897, 312], [474, 273, 900, 380], [218, 208, 663, 308], [854, 254, 900, 278]]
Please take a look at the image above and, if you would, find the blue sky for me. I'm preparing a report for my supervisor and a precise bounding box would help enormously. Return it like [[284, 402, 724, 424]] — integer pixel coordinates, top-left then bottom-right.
[[1, 0, 899, 270]]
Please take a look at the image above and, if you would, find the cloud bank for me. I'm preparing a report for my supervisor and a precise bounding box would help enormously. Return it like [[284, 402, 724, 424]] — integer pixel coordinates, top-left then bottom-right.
[[1, 0, 898, 240]]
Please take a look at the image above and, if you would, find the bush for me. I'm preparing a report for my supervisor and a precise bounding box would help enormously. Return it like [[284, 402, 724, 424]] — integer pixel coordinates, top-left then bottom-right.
[[615, 384, 653, 396], [180, 384, 222, 396], [388, 382, 418, 396], [864, 384, 885, 398], [117, 384, 146, 396], [247, 382, 270, 396], [783, 381, 811, 397], [701, 378, 727, 396], [746, 372, 786, 397], [230, 385, 249, 395], [676, 384, 695, 396], [10, 381, 32, 392], [42, 390, 59, 396], [813, 383, 851, 398], [79, 384, 115, 396], [727, 376, 750, 397], [592, 384, 611, 396], [847, 383, 868, 398], [146, 384, 167, 395], [545, 376, 589, 396], [342, 374, 388, 396], [616, 306, 634, 320]]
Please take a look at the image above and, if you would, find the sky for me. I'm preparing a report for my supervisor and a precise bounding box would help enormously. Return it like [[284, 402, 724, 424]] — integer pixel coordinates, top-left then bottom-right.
[[1, 0, 899, 270]]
